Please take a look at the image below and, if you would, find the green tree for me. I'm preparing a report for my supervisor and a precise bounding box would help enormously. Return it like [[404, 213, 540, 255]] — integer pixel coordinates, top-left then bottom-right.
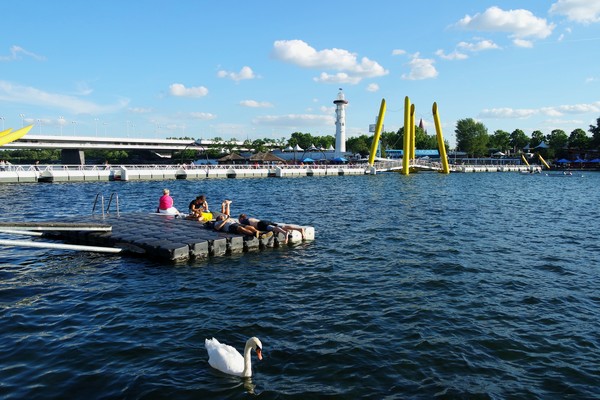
[[288, 132, 314, 150], [547, 129, 568, 158], [568, 128, 590, 149], [489, 130, 510, 152], [530, 130, 545, 148], [455, 118, 489, 157], [346, 135, 371, 156], [251, 138, 269, 153], [589, 117, 600, 149], [314, 135, 335, 150], [509, 129, 529, 153]]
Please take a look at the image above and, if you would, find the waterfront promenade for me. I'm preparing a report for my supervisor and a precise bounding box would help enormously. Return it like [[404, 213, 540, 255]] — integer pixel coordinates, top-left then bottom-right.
[[0, 160, 539, 183]]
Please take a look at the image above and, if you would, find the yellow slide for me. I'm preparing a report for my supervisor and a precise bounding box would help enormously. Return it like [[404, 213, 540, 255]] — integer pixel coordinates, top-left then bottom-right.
[[0, 125, 33, 146], [0, 128, 13, 138]]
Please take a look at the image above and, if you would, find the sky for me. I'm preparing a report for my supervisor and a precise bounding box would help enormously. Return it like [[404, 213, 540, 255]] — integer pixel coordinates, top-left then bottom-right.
[[1, 0, 600, 148]]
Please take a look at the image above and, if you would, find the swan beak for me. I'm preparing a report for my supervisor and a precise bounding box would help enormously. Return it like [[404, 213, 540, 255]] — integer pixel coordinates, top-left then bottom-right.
[[256, 347, 263, 361]]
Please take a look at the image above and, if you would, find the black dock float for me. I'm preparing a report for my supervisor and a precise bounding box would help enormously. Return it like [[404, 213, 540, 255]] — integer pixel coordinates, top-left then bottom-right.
[[42, 212, 312, 262]]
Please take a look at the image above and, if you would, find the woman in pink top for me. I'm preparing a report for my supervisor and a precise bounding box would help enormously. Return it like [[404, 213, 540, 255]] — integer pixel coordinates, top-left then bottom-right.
[[157, 188, 180, 215]]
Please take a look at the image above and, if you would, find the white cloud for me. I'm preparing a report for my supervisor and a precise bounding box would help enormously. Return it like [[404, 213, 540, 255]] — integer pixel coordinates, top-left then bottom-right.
[[513, 38, 534, 48], [253, 113, 335, 127], [550, 0, 600, 24], [455, 6, 555, 41], [585, 76, 598, 83], [271, 39, 388, 84], [402, 53, 438, 80], [479, 101, 600, 119], [129, 107, 152, 113], [169, 83, 209, 97], [190, 112, 216, 120], [435, 49, 468, 60], [392, 49, 406, 56], [313, 72, 362, 84], [0, 80, 128, 114], [457, 39, 500, 51], [217, 66, 256, 81], [239, 100, 273, 108], [366, 83, 379, 92], [0, 45, 46, 62], [479, 107, 537, 118]]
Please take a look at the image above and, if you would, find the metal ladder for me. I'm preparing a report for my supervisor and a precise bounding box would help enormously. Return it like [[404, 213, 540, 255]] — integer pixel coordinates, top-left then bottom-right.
[[92, 192, 120, 218]]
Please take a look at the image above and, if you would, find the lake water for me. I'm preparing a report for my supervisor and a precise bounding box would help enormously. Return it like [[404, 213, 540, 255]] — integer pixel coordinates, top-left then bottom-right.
[[0, 172, 598, 399]]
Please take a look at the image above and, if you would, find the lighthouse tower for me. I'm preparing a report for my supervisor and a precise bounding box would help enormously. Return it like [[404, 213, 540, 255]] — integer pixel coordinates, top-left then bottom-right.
[[333, 88, 348, 158]]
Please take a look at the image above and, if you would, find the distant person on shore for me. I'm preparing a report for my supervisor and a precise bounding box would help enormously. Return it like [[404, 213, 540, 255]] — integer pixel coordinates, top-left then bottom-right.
[[157, 188, 180, 215]]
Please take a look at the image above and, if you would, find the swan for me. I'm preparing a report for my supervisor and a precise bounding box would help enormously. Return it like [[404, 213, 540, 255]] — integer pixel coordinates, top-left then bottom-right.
[[205, 336, 263, 377]]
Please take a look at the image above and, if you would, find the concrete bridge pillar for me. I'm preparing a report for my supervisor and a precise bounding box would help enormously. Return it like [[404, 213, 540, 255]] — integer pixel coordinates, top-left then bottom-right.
[[61, 149, 85, 165]]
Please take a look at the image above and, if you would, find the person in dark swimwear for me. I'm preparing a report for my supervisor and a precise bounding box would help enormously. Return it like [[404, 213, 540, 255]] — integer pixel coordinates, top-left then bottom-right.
[[212, 213, 272, 239], [238, 214, 304, 243]]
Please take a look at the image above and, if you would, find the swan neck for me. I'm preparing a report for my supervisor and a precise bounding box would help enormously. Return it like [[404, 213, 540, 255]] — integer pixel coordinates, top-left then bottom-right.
[[242, 342, 253, 377]]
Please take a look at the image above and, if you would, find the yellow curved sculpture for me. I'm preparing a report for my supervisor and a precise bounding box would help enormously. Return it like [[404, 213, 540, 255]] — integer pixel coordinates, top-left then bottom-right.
[[538, 153, 550, 169], [0, 128, 13, 137], [402, 96, 411, 175], [368, 99, 386, 166], [409, 104, 416, 161], [432, 102, 450, 174], [0, 125, 33, 146]]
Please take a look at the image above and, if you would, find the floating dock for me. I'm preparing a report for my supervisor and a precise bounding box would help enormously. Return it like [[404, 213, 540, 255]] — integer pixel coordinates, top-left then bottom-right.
[[0, 213, 314, 262]]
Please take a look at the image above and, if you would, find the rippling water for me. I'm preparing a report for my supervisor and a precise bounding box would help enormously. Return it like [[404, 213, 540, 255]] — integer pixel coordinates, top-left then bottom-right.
[[1, 172, 599, 399]]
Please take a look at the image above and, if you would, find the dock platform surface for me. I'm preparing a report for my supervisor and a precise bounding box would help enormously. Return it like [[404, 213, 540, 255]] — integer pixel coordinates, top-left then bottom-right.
[[42, 213, 313, 262]]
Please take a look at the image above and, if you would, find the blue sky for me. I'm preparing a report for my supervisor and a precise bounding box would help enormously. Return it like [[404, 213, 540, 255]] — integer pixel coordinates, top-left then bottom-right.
[[1, 0, 600, 147]]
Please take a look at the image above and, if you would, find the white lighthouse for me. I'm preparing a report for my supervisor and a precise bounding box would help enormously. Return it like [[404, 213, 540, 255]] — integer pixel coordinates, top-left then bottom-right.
[[333, 88, 348, 158]]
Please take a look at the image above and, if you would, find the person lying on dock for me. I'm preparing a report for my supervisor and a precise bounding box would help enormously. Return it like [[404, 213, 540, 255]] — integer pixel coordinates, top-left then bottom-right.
[[157, 188, 181, 216], [238, 214, 294, 244], [211, 214, 272, 239]]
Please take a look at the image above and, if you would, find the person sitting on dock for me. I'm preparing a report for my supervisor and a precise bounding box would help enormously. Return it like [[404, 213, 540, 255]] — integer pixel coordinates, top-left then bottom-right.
[[238, 214, 295, 244], [157, 188, 180, 216], [187, 195, 210, 221]]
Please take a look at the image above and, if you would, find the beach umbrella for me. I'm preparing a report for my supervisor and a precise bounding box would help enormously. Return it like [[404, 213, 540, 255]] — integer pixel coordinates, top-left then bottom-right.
[[332, 157, 347, 163], [302, 157, 314, 163], [556, 159, 570, 163], [590, 158, 600, 163]]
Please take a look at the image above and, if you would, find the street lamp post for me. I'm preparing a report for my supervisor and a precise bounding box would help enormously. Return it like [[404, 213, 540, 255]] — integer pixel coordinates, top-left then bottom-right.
[[37, 119, 42, 134], [19, 114, 25, 127], [59, 116, 65, 135], [72, 121, 77, 135], [0, 116, 4, 130]]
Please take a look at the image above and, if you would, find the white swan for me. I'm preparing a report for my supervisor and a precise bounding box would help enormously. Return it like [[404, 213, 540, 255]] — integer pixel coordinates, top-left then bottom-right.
[[205, 336, 263, 377]]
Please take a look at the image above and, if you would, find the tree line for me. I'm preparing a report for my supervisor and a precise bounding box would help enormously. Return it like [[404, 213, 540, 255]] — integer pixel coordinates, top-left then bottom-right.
[[3, 116, 599, 163], [455, 116, 600, 159]]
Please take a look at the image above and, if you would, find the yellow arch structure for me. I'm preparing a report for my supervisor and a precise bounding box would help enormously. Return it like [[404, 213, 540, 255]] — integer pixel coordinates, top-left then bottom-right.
[[0, 125, 33, 146], [521, 154, 530, 166], [368, 98, 386, 166]]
